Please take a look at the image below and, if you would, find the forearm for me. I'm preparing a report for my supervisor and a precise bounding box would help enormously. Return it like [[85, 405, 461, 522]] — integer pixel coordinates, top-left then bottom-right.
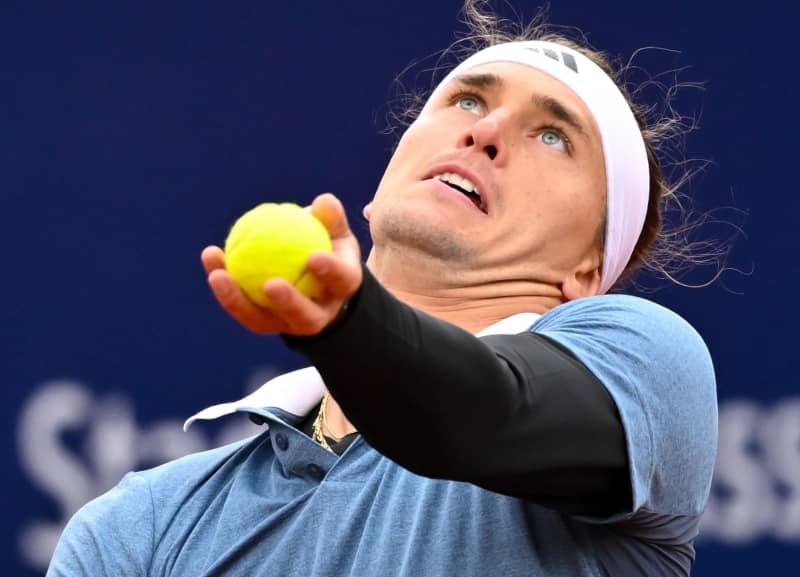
[[284, 266, 630, 515]]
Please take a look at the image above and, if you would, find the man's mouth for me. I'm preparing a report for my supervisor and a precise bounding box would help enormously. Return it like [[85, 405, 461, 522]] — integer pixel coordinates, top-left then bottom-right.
[[431, 172, 487, 213]]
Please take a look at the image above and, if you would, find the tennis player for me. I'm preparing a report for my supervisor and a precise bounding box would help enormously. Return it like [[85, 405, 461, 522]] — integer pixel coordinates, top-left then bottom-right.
[[47, 2, 717, 575]]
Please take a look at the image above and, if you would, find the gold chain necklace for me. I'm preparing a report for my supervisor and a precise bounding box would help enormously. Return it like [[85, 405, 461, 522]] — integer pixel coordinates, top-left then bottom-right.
[[312, 392, 337, 452]]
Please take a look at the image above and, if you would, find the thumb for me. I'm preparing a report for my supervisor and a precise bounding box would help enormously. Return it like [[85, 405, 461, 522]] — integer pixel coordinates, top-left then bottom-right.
[[311, 193, 352, 241]]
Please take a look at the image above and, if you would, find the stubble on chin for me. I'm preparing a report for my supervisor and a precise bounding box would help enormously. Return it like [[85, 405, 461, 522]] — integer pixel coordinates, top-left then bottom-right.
[[375, 208, 472, 263]]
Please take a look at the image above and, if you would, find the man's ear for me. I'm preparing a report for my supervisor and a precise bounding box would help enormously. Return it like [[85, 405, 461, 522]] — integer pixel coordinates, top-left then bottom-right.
[[562, 251, 602, 301], [362, 202, 373, 221], [562, 267, 601, 300]]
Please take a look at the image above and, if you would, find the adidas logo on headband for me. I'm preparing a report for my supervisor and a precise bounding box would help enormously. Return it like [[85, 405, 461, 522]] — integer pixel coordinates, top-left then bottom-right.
[[522, 46, 579, 74]]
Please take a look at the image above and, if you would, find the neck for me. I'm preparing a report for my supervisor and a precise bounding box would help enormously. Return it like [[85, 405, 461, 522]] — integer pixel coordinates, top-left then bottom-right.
[[321, 393, 356, 439], [382, 286, 559, 333], [366, 248, 564, 333]]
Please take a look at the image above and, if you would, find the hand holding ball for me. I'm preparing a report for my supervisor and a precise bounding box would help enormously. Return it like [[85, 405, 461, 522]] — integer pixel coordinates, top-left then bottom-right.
[[224, 203, 333, 307], [204, 193, 361, 336]]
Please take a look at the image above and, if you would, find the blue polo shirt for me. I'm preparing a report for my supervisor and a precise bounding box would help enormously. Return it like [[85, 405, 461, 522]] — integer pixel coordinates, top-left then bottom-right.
[[47, 294, 717, 577]]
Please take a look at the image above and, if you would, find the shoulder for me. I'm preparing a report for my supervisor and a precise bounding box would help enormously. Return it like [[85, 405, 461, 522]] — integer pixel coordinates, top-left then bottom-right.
[[133, 432, 267, 508], [533, 293, 700, 338], [531, 294, 713, 382], [75, 432, 263, 520], [532, 295, 718, 517], [48, 471, 155, 575], [50, 433, 267, 574]]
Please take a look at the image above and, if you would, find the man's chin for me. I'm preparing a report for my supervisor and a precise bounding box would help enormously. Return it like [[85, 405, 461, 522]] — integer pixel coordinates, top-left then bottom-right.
[[374, 208, 472, 263]]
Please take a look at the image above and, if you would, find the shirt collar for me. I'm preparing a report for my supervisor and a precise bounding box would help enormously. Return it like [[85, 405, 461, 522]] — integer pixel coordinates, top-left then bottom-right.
[[183, 311, 541, 431]]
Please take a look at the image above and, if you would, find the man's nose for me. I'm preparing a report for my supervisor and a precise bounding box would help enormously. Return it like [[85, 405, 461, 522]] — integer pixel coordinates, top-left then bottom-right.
[[457, 108, 510, 165]]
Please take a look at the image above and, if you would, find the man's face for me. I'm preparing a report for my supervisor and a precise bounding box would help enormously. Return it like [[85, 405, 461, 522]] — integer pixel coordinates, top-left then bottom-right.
[[367, 61, 607, 294]]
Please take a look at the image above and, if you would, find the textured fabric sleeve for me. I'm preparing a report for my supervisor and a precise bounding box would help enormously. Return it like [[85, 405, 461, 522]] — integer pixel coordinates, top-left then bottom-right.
[[46, 472, 154, 577], [530, 294, 718, 520]]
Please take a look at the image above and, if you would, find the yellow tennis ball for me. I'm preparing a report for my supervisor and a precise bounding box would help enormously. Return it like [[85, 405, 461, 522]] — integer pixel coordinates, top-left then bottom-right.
[[224, 202, 333, 307]]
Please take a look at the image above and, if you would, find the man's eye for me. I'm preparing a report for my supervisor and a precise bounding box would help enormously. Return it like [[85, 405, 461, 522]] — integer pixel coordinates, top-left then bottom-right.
[[455, 95, 482, 114], [540, 129, 568, 152]]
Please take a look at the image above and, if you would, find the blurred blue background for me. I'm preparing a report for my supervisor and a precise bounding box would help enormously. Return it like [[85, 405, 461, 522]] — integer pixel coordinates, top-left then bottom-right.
[[2, 1, 797, 575]]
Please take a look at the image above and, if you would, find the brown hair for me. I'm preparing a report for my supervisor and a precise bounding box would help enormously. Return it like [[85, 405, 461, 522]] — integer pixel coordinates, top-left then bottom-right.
[[386, 0, 734, 290]]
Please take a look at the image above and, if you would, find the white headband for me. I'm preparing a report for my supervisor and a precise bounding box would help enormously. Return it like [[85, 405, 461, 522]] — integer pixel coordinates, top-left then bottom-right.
[[425, 41, 649, 294]]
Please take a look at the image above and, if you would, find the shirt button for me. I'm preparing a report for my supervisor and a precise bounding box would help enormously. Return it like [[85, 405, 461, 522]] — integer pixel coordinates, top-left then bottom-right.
[[249, 414, 266, 426], [306, 463, 325, 480], [274, 433, 289, 451]]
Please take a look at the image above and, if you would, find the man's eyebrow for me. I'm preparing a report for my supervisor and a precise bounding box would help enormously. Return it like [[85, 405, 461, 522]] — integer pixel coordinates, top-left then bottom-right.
[[451, 72, 504, 90], [532, 94, 590, 141]]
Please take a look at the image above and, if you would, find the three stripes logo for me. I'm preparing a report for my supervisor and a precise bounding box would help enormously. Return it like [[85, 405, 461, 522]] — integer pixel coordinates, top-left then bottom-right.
[[523, 46, 579, 74]]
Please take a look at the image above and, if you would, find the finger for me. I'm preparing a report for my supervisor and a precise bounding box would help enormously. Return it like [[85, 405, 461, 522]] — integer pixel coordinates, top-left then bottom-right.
[[208, 269, 258, 316], [311, 193, 352, 240], [310, 194, 362, 267], [307, 252, 362, 299], [263, 278, 331, 335], [208, 269, 287, 333], [201, 245, 226, 275]]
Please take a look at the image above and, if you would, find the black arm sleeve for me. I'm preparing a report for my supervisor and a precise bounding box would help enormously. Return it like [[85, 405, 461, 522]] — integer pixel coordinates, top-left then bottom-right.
[[283, 266, 631, 516]]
